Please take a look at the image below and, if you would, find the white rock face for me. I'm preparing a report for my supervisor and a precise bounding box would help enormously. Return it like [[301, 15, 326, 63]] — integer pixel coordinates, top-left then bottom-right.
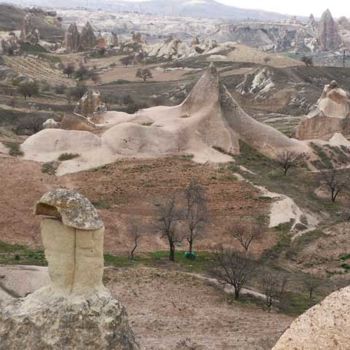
[[273, 286, 350, 350]]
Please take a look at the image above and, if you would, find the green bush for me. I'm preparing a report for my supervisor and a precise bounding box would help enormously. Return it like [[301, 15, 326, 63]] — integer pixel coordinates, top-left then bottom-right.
[[58, 153, 80, 161], [4, 142, 23, 157]]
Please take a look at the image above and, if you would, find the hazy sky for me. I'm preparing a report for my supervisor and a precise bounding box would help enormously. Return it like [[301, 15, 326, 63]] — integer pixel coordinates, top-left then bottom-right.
[[124, 0, 347, 18], [215, 0, 345, 17]]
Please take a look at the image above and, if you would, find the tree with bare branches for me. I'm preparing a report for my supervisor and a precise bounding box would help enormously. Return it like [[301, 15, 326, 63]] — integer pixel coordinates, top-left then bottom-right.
[[155, 195, 182, 262], [260, 271, 288, 311], [304, 276, 321, 303], [276, 151, 304, 175], [184, 179, 208, 255], [319, 167, 348, 202], [128, 220, 142, 260], [211, 249, 255, 300], [228, 221, 263, 253]]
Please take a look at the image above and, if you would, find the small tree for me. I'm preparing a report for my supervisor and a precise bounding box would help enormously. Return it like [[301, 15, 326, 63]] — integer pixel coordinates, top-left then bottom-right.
[[228, 221, 263, 253], [276, 151, 304, 175], [301, 56, 313, 66], [128, 220, 142, 260], [211, 249, 255, 300], [155, 195, 182, 262], [184, 179, 208, 255], [263, 56, 271, 64], [17, 80, 39, 100], [136, 68, 153, 82], [319, 167, 347, 202], [91, 71, 101, 84], [304, 276, 321, 303], [63, 63, 75, 78], [261, 271, 288, 311]]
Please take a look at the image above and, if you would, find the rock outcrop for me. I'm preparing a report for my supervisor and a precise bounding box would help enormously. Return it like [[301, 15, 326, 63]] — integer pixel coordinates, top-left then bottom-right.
[[318, 9, 342, 51], [273, 286, 350, 349], [295, 81, 350, 140], [0, 189, 139, 350], [80, 22, 96, 51], [20, 13, 40, 45], [21, 63, 309, 175], [74, 89, 107, 118], [64, 23, 80, 52]]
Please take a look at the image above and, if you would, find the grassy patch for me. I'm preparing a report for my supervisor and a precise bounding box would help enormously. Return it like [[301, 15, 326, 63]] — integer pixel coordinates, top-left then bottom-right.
[[3, 142, 23, 156], [58, 153, 80, 161]]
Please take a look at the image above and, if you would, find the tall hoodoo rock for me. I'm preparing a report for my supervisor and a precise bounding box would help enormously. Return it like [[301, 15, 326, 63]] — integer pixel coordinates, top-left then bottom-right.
[[80, 22, 96, 50], [0, 189, 139, 350], [20, 13, 40, 45], [318, 9, 342, 51], [64, 23, 80, 52]]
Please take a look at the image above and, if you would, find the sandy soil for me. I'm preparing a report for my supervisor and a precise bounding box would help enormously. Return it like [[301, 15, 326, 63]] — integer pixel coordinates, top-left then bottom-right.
[[0, 156, 274, 254], [107, 267, 293, 350]]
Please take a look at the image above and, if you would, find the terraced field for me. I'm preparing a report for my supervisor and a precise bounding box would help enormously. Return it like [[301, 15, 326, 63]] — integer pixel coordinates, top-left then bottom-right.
[[3, 56, 74, 87]]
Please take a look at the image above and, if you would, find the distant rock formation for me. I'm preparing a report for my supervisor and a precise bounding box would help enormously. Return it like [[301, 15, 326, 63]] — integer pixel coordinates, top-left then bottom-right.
[[0, 189, 139, 350], [273, 286, 350, 349], [80, 22, 96, 51], [64, 23, 80, 52], [0, 32, 20, 55], [21, 63, 309, 175], [318, 9, 342, 51], [20, 13, 40, 45], [74, 90, 107, 118], [295, 81, 350, 140]]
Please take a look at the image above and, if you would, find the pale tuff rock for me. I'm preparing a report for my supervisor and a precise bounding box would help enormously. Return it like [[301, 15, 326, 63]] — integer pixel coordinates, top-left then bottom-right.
[[42, 118, 60, 129], [35, 188, 103, 230], [237, 67, 275, 98], [273, 286, 350, 350], [80, 22, 96, 51], [75, 89, 107, 117], [295, 81, 350, 140], [64, 23, 80, 52], [0, 32, 20, 55], [0, 190, 139, 350], [21, 64, 310, 175], [318, 9, 342, 51]]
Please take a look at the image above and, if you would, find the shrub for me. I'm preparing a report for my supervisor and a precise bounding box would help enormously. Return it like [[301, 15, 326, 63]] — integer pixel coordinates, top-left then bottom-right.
[[41, 161, 59, 175], [17, 80, 39, 100], [4, 142, 23, 157], [58, 153, 80, 161], [66, 85, 87, 101]]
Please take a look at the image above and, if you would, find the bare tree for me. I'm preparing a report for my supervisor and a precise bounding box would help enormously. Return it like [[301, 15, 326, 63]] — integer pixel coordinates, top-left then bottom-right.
[[304, 276, 321, 303], [228, 221, 263, 253], [319, 167, 347, 202], [261, 271, 288, 311], [276, 151, 304, 175], [63, 63, 75, 78], [301, 56, 313, 66], [128, 220, 142, 260], [211, 249, 255, 300], [184, 179, 208, 254], [155, 195, 182, 262]]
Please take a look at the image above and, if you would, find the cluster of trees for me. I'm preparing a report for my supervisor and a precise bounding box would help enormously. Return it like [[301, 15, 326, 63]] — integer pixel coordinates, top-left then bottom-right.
[[129, 179, 207, 262], [63, 63, 101, 84], [275, 151, 348, 203]]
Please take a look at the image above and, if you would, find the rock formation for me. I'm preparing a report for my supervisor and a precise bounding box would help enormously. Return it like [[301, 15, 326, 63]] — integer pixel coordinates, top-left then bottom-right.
[[64, 23, 80, 52], [0, 189, 139, 350], [43, 118, 60, 129], [273, 286, 350, 349], [74, 89, 107, 118], [21, 63, 309, 175], [20, 14, 40, 45], [295, 81, 350, 140], [318, 9, 342, 51], [80, 22, 96, 51]]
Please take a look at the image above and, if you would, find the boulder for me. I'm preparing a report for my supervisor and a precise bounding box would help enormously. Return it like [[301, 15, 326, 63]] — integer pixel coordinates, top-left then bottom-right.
[[64, 23, 80, 52], [43, 118, 60, 129], [273, 286, 350, 350], [0, 189, 139, 350], [318, 9, 342, 51], [80, 22, 96, 51]]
